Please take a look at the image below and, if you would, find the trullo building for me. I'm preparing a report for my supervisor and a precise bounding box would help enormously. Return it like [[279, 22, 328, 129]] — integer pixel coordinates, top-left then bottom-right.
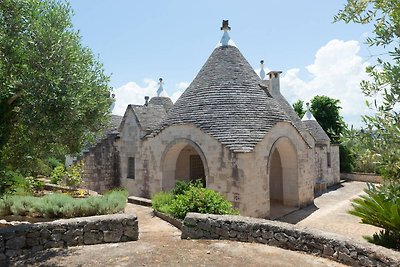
[[83, 21, 340, 219]]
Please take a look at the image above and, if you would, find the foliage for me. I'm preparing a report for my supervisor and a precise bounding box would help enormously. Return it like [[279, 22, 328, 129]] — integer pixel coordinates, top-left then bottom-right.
[[169, 186, 239, 219], [65, 161, 84, 187], [341, 126, 382, 173], [50, 165, 66, 185], [171, 179, 203, 196], [152, 191, 174, 214], [46, 157, 63, 170], [349, 183, 400, 249], [292, 99, 306, 118], [310, 95, 345, 144], [0, 189, 128, 218], [152, 180, 238, 220], [0, 0, 112, 174], [50, 161, 84, 187], [339, 144, 356, 172], [0, 169, 43, 195], [335, 0, 400, 181]]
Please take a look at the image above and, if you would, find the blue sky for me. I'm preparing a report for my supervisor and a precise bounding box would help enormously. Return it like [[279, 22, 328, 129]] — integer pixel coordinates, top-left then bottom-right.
[[69, 0, 378, 127]]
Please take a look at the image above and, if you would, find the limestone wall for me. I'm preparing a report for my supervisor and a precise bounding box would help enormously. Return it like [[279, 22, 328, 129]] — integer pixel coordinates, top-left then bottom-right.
[[182, 213, 400, 267], [341, 173, 382, 183], [118, 109, 150, 197], [0, 213, 138, 260], [83, 133, 120, 193], [245, 122, 316, 218], [314, 144, 340, 187]]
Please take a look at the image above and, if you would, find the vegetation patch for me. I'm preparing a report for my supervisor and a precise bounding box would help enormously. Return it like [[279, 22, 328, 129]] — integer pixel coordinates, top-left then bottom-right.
[[0, 189, 128, 219], [152, 180, 238, 219], [350, 183, 400, 250]]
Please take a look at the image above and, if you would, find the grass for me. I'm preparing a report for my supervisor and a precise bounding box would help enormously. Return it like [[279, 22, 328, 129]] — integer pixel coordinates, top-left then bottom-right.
[[0, 189, 128, 219]]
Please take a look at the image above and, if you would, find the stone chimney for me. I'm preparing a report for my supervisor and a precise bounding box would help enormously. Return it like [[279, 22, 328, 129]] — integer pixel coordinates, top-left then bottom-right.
[[144, 96, 149, 106], [268, 71, 282, 93]]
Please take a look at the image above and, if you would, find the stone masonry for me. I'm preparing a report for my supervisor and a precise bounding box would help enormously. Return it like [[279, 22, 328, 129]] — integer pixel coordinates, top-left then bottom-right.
[[182, 213, 400, 267], [0, 213, 138, 261]]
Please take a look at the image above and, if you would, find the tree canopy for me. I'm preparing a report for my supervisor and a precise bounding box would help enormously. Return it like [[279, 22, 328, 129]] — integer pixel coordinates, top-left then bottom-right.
[[0, 0, 112, 173], [292, 95, 345, 144], [335, 0, 400, 181], [292, 99, 306, 119]]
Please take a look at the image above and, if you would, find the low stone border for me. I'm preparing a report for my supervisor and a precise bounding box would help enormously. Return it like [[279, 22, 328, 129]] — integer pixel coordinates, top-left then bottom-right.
[[128, 196, 152, 207], [182, 213, 400, 267], [153, 210, 182, 230], [0, 213, 138, 260], [341, 173, 382, 183]]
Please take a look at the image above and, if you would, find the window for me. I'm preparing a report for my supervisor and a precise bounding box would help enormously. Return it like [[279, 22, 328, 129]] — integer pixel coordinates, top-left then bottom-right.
[[127, 157, 135, 179], [327, 152, 331, 168]]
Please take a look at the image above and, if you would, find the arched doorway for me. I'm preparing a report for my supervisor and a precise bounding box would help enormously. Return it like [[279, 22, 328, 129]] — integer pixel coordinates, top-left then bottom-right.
[[161, 140, 208, 191], [268, 137, 299, 219]]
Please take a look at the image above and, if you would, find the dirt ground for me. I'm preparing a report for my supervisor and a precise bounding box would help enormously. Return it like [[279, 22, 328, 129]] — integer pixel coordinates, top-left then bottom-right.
[[8, 181, 377, 267], [279, 181, 380, 242]]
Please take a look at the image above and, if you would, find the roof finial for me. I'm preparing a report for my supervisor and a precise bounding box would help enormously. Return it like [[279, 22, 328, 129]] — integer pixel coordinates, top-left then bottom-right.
[[157, 78, 164, 97], [260, 60, 266, 80], [109, 92, 116, 112], [220, 20, 231, 46], [302, 102, 316, 121]]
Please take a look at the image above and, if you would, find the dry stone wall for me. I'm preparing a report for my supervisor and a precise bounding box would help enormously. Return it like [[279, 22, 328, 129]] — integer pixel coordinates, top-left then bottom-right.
[[182, 213, 400, 267], [0, 213, 138, 260]]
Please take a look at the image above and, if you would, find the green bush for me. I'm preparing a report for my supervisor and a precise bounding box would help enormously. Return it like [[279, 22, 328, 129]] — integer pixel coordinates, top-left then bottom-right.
[[65, 161, 84, 187], [0, 189, 128, 219], [50, 165, 66, 185], [170, 186, 239, 219], [349, 182, 400, 249], [0, 169, 32, 196], [171, 180, 203, 196], [47, 157, 63, 169], [152, 180, 238, 219], [152, 192, 174, 214]]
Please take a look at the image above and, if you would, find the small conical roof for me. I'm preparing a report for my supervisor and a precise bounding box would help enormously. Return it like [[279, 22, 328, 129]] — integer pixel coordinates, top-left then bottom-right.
[[159, 45, 289, 152], [301, 104, 330, 144]]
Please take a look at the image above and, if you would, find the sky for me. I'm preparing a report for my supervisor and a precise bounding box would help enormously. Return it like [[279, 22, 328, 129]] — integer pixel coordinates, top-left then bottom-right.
[[68, 0, 381, 127]]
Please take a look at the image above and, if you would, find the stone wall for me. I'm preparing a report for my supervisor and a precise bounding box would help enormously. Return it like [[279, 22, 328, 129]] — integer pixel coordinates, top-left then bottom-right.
[[0, 213, 138, 260], [182, 213, 400, 267], [83, 133, 120, 193], [341, 173, 382, 183]]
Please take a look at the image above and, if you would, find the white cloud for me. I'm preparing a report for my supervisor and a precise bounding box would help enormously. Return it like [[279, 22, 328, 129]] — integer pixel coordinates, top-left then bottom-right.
[[112, 79, 187, 116], [280, 39, 373, 127]]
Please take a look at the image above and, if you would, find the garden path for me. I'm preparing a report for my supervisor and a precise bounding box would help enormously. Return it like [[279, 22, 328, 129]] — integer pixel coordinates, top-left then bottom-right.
[[10, 203, 345, 267]]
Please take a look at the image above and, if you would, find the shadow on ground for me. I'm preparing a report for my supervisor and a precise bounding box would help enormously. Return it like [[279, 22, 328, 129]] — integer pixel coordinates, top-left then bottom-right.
[[278, 182, 345, 224], [6, 247, 79, 267]]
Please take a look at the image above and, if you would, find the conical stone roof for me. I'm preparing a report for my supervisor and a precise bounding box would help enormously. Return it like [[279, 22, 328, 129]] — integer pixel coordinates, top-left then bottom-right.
[[158, 45, 290, 152]]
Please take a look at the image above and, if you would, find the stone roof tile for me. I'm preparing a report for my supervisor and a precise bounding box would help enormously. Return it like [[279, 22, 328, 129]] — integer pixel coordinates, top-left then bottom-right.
[[155, 45, 290, 152]]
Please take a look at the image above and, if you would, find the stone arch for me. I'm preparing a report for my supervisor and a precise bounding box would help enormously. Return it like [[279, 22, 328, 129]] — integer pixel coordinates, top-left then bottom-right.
[[161, 139, 209, 191], [267, 136, 299, 218]]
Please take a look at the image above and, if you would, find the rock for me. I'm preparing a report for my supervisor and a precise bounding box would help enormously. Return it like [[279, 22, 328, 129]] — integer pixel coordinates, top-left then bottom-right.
[[104, 230, 123, 243], [322, 245, 335, 256], [338, 252, 355, 265], [6, 236, 26, 250], [84, 230, 103, 245]]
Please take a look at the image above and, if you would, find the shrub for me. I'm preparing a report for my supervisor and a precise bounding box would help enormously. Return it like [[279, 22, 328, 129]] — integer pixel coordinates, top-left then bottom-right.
[[152, 192, 174, 214], [0, 169, 32, 196], [152, 180, 238, 219], [349, 182, 400, 249], [0, 189, 128, 218], [47, 157, 63, 169], [65, 161, 84, 187], [50, 165, 66, 185], [170, 186, 238, 219], [171, 180, 203, 196]]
